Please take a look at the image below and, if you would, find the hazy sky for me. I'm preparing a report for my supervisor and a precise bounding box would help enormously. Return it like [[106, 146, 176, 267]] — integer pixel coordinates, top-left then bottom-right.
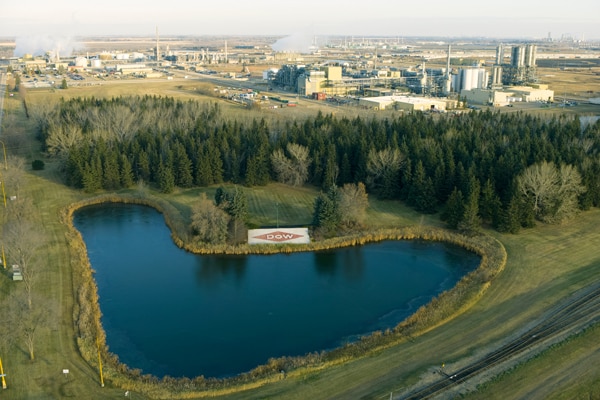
[[2, 0, 598, 40]]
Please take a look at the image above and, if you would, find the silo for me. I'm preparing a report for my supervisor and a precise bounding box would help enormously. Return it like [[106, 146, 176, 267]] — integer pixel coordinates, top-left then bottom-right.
[[496, 44, 504, 65], [491, 66, 503, 86], [99, 52, 113, 61], [461, 68, 475, 91], [75, 56, 88, 68], [477, 68, 489, 89], [511, 46, 525, 67], [525, 44, 537, 67]]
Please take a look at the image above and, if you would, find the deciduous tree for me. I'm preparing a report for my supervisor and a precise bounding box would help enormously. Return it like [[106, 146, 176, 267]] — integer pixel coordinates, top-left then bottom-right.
[[271, 143, 311, 186], [338, 182, 369, 228], [190, 193, 230, 244], [3, 220, 45, 310], [517, 161, 586, 224], [366, 147, 404, 199]]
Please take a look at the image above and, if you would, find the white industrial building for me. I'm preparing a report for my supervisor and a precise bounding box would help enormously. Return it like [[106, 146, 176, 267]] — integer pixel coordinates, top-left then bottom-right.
[[359, 95, 447, 111], [106, 63, 155, 76], [297, 66, 346, 96], [461, 85, 554, 106]]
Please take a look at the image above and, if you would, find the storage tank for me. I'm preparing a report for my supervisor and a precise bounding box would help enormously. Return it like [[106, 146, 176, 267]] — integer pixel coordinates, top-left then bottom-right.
[[461, 68, 472, 91], [511, 46, 525, 67], [491, 66, 503, 86], [91, 59, 102, 68], [496, 44, 504, 65], [75, 56, 88, 68], [525, 44, 537, 67], [99, 52, 113, 61], [459, 68, 488, 91]]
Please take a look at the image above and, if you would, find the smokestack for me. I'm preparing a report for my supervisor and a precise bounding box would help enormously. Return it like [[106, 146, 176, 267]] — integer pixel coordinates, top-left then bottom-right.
[[155, 26, 160, 61], [446, 44, 451, 78]]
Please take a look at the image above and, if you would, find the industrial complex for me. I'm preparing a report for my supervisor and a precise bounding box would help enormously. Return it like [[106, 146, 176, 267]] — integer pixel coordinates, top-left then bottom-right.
[[3, 33, 600, 111]]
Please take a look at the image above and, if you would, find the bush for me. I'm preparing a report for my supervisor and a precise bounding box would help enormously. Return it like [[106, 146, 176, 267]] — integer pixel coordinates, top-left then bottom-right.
[[32, 159, 45, 170]]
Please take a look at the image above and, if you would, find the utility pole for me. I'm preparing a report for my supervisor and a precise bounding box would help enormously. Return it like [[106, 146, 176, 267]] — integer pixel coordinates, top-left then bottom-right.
[[0, 355, 7, 389]]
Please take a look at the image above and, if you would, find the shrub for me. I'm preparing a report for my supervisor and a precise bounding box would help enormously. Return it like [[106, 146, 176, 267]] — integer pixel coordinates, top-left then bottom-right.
[[32, 159, 45, 170]]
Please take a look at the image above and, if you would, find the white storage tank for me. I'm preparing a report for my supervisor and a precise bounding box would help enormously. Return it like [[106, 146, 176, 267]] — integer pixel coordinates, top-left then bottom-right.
[[75, 56, 88, 68], [91, 59, 102, 68]]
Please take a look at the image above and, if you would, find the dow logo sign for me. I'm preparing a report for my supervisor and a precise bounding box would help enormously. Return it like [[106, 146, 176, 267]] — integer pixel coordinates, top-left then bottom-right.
[[248, 228, 310, 245]]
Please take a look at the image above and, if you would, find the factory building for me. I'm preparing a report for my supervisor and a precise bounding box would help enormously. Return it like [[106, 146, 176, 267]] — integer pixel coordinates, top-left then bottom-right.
[[359, 95, 446, 111], [274, 64, 305, 90], [298, 70, 326, 95], [461, 85, 554, 106], [297, 66, 347, 96], [509, 85, 554, 102], [106, 63, 154, 76]]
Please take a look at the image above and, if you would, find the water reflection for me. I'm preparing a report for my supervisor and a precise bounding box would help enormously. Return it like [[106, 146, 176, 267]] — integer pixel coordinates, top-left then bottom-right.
[[314, 246, 364, 281], [314, 251, 338, 275], [195, 255, 247, 286]]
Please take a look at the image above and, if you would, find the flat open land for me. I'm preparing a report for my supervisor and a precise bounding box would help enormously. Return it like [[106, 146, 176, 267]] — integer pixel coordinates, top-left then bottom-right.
[[1, 74, 599, 399]]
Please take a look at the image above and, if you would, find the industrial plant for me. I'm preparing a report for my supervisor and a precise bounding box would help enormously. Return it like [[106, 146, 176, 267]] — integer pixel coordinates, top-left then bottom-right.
[[9, 31, 600, 110]]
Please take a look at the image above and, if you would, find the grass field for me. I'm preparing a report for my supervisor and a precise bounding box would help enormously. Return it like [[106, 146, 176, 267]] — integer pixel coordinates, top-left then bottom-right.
[[0, 79, 599, 399]]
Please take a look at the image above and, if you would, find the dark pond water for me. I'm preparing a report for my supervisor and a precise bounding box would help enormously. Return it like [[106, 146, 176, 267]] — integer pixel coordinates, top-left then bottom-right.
[[73, 204, 480, 378]]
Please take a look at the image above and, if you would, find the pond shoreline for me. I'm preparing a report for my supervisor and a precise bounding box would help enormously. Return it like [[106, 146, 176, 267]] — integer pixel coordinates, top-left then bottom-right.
[[61, 193, 507, 398]]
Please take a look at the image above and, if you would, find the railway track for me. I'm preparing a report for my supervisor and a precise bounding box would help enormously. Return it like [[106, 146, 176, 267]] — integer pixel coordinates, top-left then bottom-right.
[[399, 282, 600, 399]]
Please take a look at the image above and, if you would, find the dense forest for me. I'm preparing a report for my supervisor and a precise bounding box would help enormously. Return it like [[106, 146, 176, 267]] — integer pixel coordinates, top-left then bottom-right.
[[34, 95, 600, 233]]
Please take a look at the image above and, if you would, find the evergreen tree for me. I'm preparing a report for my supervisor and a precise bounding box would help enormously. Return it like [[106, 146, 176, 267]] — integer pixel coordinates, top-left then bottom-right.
[[157, 161, 175, 193], [209, 144, 224, 184], [480, 178, 502, 227], [441, 187, 464, 229], [339, 153, 353, 185], [64, 147, 86, 188], [458, 178, 481, 234], [82, 155, 103, 193], [322, 144, 338, 189], [498, 195, 522, 234], [408, 161, 437, 213], [214, 187, 227, 207], [102, 150, 121, 190], [120, 154, 135, 188], [195, 147, 213, 186], [312, 186, 341, 237], [174, 143, 193, 188], [244, 155, 259, 186], [136, 150, 151, 182], [226, 186, 248, 223]]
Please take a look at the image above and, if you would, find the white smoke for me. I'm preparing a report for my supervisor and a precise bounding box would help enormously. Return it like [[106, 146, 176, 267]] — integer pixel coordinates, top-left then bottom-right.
[[271, 32, 315, 54], [14, 35, 82, 59]]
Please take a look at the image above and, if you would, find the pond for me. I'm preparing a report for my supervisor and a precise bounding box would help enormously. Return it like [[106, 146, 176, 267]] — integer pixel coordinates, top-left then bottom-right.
[[73, 204, 480, 378]]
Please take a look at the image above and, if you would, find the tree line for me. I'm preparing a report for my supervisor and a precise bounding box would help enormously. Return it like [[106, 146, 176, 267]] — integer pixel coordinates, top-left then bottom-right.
[[35, 95, 600, 233]]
